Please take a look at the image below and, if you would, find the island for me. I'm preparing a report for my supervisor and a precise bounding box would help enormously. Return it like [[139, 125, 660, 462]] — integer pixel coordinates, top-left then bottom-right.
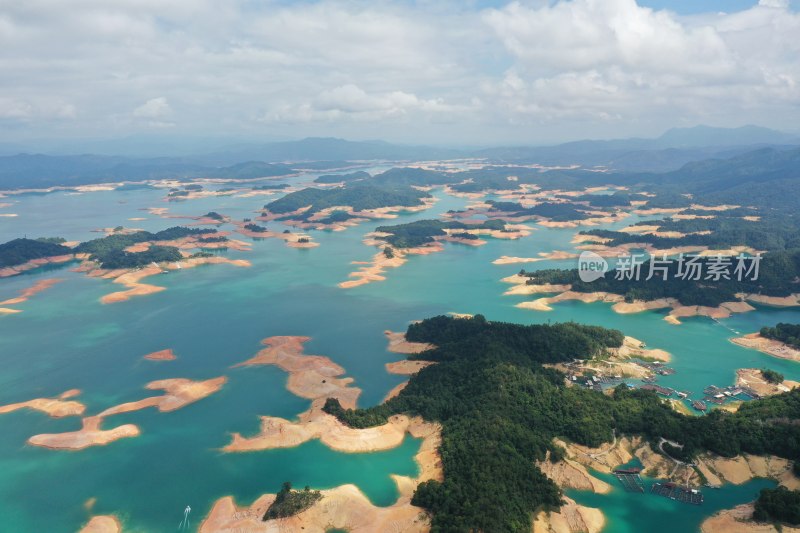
[[320, 315, 800, 532], [509, 249, 800, 323]]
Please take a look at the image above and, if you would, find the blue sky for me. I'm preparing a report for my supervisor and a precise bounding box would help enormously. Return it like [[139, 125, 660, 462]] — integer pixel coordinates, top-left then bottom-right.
[[638, 0, 794, 13]]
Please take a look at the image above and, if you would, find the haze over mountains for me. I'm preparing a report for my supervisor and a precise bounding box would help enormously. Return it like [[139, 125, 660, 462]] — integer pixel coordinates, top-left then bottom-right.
[[0, 125, 798, 190]]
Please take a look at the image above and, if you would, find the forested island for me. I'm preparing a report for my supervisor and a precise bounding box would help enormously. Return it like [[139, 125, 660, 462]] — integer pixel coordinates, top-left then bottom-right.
[[263, 183, 429, 215], [521, 250, 800, 307], [581, 212, 799, 252], [753, 486, 800, 527], [262, 482, 322, 521], [76, 227, 216, 268], [373, 219, 507, 248], [0, 238, 72, 267], [313, 170, 370, 184], [760, 323, 800, 349], [484, 199, 593, 221], [324, 315, 800, 532]]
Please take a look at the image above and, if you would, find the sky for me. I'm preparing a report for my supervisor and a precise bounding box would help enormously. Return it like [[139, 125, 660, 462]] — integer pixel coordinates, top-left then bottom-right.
[[1, 0, 799, 147]]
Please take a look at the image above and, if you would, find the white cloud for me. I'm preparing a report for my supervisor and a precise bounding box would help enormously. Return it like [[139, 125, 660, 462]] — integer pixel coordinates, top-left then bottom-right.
[[262, 84, 465, 124], [480, 0, 800, 133], [0, 0, 797, 144], [759, 0, 789, 7], [133, 97, 172, 119]]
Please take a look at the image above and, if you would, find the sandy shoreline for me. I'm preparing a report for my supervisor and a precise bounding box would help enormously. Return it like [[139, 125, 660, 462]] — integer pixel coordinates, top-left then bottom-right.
[[339, 243, 443, 289], [143, 348, 177, 361], [213, 334, 445, 532], [90, 255, 251, 304], [493, 250, 577, 265], [0, 278, 64, 310], [701, 503, 800, 533], [735, 368, 800, 397], [0, 390, 86, 418], [743, 293, 800, 307], [78, 515, 122, 533], [505, 276, 761, 324], [225, 335, 422, 453], [27, 377, 226, 450], [203, 416, 441, 532], [0, 254, 75, 279], [384, 330, 434, 354], [615, 335, 671, 362], [259, 197, 438, 232], [383, 331, 436, 401], [547, 335, 671, 381], [732, 333, 800, 362], [516, 290, 624, 311], [235, 222, 319, 248]]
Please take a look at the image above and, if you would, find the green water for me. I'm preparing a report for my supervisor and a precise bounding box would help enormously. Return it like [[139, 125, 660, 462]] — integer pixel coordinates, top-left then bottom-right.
[[1, 173, 798, 531], [568, 465, 776, 533]]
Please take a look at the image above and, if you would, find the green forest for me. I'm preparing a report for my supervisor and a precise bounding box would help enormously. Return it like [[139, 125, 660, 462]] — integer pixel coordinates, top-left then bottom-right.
[[753, 486, 800, 526], [313, 170, 370, 184], [760, 323, 800, 349], [375, 219, 506, 248], [0, 238, 72, 267], [582, 212, 800, 252], [263, 183, 429, 215], [324, 315, 800, 532], [75, 227, 212, 268], [483, 199, 592, 221], [262, 482, 322, 521], [522, 250, 800, 307]]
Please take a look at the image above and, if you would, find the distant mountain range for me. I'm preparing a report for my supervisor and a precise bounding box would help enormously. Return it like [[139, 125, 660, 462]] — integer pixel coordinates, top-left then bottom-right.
[[0, 125, 797, 190], [477, 125, 800, 171], [0, 154, 295, 190]]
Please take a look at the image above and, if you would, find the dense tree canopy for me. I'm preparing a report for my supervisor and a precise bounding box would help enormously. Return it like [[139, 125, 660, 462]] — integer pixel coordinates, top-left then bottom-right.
[[75, 227, 211, 268], [375, 219, 506, 248], [263, 183, 429, 215], [760, 323, 800, 349], [324, 315, 800, 532], [0, 238, 71, 267], [753, 486, 800, 526], [524, 250, 800, 307]]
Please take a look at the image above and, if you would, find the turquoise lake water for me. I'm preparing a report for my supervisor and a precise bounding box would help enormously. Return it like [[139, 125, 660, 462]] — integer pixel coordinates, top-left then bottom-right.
[[0, 171, 798, 532]]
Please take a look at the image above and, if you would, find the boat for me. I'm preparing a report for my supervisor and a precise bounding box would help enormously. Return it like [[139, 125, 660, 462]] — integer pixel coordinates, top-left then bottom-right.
[[692, 400, 707, 411]]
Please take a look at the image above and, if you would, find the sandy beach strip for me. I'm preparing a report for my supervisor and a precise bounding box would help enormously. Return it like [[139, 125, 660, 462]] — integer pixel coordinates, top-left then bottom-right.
[[743, 293, 800, 307], [516, 290, 624, 311], [338, 243, 443, 289], [27, 377, 226, 450], [0, 391, 86, 418], [731, 333, 800, 362], [507, 279, 760, 325], [700, 503, 799, 533], [97, 255, 251, 304], [384, 330, 434, 354], [735, 368, 800, 397], [0, 278, 63, 307], [204, 416, 442, 533], [0, 254, 75, 279], [78, 515, 122, 533], [143, 348, 177, 361], [664, 301, 755, 324]]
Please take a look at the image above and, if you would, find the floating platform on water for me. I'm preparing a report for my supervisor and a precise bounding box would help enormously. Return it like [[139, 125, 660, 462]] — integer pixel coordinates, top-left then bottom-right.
[[613, 470, 645, 492], [650, 482, 704, 505], [641, 384, 674, 396]]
